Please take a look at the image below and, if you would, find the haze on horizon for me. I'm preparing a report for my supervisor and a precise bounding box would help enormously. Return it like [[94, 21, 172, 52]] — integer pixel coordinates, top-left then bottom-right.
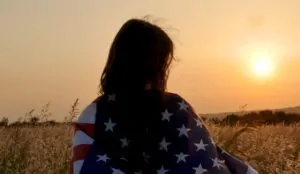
[[1, 0, 300, 121]]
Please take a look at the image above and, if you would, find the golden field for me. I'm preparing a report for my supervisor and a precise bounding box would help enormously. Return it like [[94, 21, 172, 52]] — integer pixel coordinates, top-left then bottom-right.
[[0, 123, 299, 174]]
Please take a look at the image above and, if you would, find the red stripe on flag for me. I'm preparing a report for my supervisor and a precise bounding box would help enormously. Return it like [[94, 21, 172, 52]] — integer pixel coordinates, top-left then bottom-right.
[[69, 144, 91, 174], [75, 123, 95, 138], [72, 144, 91, 162]]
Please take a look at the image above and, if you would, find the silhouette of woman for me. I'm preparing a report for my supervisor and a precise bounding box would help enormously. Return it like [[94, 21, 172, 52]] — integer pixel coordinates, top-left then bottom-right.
[[70, 18, 257, 174]]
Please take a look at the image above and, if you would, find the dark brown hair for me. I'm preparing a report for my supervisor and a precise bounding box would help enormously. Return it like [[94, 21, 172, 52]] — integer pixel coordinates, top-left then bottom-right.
[[99, 18, 174, 94]]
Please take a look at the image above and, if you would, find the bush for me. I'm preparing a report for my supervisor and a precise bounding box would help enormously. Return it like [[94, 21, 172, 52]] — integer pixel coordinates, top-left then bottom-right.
[[208, 110, 300, 126], [0, 117, 9, 127]]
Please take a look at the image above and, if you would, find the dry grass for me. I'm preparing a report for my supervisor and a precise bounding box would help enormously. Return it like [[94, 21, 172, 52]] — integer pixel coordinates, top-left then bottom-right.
[[0, 125, 72, 174], [208, 123, 300, 174], [0, 124, 299, 174]]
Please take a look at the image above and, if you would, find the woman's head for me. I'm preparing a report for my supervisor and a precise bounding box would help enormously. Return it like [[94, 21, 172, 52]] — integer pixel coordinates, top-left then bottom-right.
[[100, 18, 175, 94]]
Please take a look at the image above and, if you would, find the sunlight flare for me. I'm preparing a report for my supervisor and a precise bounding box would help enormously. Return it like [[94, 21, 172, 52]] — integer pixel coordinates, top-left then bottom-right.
[[251, 53, 275, 78]]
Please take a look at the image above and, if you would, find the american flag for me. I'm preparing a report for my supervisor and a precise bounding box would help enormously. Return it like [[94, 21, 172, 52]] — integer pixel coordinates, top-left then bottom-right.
[[70, 93, 258, 174]]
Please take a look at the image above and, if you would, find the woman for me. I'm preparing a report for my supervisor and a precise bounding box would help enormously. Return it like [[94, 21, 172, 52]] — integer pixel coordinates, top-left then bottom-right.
[[70, 18, 257, 174]]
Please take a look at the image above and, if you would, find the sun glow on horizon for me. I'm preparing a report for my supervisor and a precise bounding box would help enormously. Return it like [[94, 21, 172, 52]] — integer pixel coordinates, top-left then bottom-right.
[[251, 53, 275, 78]]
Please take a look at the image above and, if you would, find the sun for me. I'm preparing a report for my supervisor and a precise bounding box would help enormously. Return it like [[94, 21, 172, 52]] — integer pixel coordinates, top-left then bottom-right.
[[251, 53, 275, 77]]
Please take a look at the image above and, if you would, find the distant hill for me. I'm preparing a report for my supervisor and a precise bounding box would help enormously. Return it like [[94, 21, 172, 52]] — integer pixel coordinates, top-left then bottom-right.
[[276, 105, 300, 114], [199, 105, 300, 118]]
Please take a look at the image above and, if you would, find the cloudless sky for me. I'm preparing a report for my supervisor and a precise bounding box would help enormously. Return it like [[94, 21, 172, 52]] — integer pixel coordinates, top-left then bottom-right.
[[1, 0, 300, 121]]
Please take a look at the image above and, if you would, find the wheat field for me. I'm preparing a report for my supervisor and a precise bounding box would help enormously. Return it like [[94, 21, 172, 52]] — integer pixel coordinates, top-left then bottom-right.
[[0, 123, 299, 174]]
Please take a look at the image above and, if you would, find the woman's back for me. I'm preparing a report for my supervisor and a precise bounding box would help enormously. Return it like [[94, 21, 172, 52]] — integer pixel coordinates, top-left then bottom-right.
[[69, 18, 257, 174], [70, 91, 256, 174]]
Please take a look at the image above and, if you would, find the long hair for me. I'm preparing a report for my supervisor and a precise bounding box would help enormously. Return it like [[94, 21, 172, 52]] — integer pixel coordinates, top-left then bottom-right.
[[99, 18, 174, 95], [98, 18, 175, 173]]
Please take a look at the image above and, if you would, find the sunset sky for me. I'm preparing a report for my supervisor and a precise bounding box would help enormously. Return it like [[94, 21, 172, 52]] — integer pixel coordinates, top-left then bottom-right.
[[1, 0, 300, 121]]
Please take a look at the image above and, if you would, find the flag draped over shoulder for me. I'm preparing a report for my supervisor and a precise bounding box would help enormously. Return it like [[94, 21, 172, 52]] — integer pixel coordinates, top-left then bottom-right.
[[70, 93, 258, 174]]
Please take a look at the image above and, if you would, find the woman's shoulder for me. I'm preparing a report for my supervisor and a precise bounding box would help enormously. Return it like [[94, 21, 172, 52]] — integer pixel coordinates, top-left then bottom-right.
[[164, 92, 192, 106], [163, 92, 197, 115], [76, 101, 97, 125], [164, 92, 184, 102], [76, 96, 105, 124]]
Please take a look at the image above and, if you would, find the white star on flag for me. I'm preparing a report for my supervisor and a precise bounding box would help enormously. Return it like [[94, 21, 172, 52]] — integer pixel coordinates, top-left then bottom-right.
[[96, 154, 110, 163], [177, 124, 191, 137], [112, 168, 125, 174], [194, 118, 203, 128], [159, 137, 171, 151], [194, 139, 208, 151], [108, 94, 116, 102], [211, 157, 224, 169], [175, 152, 189, 163], [178, 100, 189, 111], [143, 152, 150, 163], [157, 166, 169, 174], [104, 118, 116, 132], [161, 109, 173, 122], [120, 137, 129, 147], [120, 157, 128, 161], [193, 163, 208, 174]]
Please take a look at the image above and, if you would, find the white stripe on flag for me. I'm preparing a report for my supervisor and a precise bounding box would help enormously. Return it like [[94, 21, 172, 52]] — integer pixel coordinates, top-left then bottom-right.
[[73, 160, 84, 174], [77, 103, 96, 124], [72, 130, 94, 147]]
